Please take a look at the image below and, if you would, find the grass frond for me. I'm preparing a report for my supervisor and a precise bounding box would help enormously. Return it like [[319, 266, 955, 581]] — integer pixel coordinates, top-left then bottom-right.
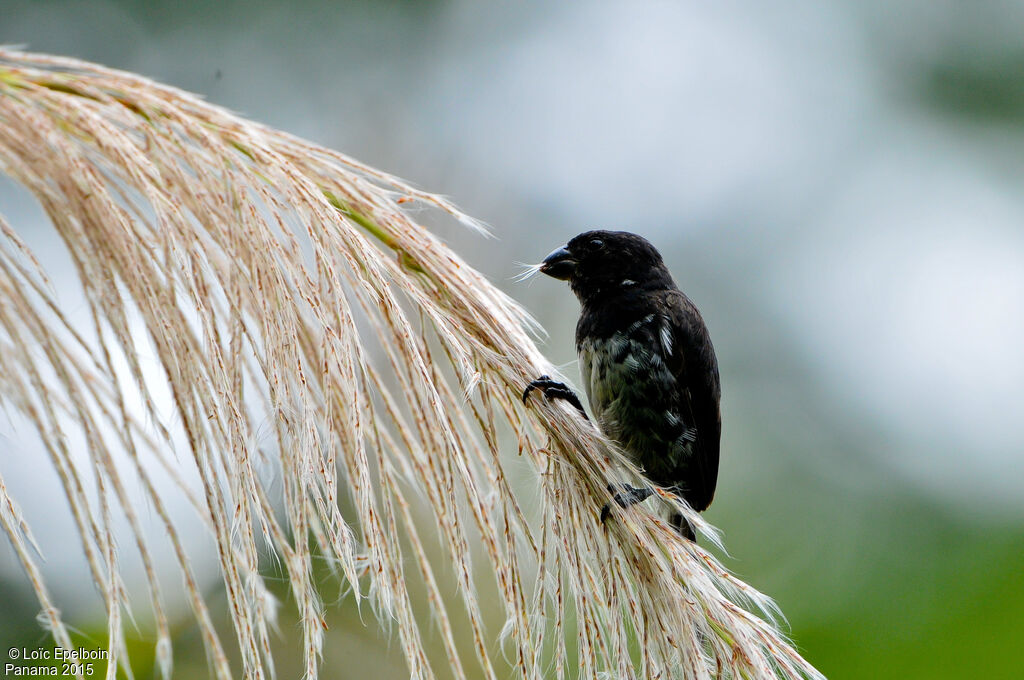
[[0, 48, 824, 680]]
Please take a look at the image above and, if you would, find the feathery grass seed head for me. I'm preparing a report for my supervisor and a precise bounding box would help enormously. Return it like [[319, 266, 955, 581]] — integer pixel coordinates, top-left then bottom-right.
[[0, 48, 823, 680]]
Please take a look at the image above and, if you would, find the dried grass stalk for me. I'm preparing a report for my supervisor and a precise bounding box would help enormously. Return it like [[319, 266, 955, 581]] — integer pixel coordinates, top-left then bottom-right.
[[0, 48, 824, 680]]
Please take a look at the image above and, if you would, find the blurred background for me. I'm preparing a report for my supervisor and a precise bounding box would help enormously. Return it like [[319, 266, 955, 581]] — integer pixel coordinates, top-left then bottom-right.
[[2, 0, 1023, 678]]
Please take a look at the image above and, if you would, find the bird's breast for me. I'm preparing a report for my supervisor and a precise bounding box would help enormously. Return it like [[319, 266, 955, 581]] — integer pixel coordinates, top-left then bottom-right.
[[578, 322, 686, 469]]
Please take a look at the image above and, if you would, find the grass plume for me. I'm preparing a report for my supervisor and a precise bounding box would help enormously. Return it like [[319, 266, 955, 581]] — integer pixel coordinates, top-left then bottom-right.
[[0, 48, 824, 680]]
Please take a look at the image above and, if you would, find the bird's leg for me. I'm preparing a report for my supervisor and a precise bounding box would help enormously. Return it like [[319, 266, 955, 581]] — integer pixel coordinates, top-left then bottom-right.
[[670, 512, 697, 542], [600, 484, 655, 523], [523, 375, 589, 419]]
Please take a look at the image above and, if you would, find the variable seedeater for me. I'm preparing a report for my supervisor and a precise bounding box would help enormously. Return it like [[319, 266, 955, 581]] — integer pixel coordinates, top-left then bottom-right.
[[524, 231, 721, 540]]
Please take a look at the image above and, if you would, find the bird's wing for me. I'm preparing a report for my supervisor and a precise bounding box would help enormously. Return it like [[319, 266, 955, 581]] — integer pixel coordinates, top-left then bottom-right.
[[661, 289, 721, 511]]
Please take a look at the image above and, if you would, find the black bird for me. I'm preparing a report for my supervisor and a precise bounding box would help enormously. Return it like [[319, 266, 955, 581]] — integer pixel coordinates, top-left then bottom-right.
[[523, 231, 721, 540]]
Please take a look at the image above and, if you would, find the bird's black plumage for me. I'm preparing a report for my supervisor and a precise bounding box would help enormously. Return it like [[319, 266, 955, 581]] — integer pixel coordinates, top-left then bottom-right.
[[525, 230, 721, 539]]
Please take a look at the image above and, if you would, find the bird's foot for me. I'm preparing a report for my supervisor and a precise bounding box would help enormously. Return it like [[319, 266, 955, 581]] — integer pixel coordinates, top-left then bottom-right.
[[523, 375, 589, 419], [600, 484, 655, 524]]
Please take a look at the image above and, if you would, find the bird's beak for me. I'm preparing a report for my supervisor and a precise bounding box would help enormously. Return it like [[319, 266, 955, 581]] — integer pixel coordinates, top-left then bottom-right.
[[539, 246, 577, 280]]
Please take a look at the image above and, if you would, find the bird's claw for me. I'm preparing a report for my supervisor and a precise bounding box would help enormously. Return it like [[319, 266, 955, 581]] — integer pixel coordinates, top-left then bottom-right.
[[600, 484, 655, 525], [522, 374, 553, 403], [523, 375, 589, 418]]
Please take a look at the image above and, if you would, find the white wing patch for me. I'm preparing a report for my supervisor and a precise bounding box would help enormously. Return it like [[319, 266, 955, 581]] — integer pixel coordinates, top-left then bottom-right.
[[658, 318, 673, 357], [627, 314, 656, 335]]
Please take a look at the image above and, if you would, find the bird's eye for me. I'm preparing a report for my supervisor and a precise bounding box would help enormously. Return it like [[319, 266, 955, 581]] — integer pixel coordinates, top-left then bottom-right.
[[588, 238, 604, 250]]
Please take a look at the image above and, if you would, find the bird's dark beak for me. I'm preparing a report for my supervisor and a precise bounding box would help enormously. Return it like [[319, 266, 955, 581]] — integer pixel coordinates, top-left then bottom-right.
[[539, 246, 576, 280]]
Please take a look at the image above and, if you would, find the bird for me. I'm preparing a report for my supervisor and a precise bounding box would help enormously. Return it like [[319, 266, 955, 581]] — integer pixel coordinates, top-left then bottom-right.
[[523, 230, 721, 540]]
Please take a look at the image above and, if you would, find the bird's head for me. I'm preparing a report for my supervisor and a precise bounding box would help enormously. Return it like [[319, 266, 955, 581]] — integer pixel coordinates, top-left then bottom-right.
[[539, 230, 673, 303]]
